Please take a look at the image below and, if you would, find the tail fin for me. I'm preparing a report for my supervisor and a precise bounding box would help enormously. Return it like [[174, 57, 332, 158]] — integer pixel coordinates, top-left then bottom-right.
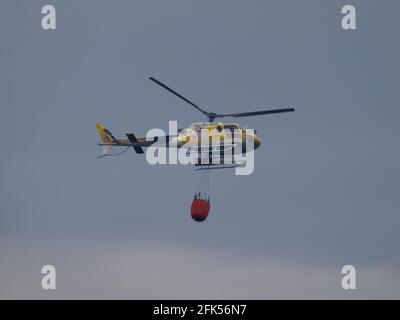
[[96, 123, 117, 144], [96, 123, 117, 157]]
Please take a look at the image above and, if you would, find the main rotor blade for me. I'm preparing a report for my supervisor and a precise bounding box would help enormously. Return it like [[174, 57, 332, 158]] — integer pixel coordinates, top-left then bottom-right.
[[149, 77, 209, 117], [215, 108, 295, 119]]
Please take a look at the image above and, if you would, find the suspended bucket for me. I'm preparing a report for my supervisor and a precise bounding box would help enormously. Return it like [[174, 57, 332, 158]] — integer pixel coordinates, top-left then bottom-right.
[[191, 194, 211, 222], [190, 170, 211, 222]]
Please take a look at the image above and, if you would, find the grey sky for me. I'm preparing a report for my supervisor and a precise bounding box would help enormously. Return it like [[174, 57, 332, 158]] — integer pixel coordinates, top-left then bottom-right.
[[0, 0, 399, 299]]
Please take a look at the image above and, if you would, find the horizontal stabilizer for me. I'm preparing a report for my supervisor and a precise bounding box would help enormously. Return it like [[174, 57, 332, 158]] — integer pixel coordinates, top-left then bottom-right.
[[126, 133, 144, 154]]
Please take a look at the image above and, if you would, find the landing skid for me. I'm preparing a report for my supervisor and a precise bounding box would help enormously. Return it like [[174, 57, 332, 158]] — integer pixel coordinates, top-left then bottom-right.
[[195, 164, 241, 171]]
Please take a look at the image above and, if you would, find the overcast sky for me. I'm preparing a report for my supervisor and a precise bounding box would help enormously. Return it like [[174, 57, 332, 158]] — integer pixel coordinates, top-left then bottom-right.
[[0, 0, 399, 299]]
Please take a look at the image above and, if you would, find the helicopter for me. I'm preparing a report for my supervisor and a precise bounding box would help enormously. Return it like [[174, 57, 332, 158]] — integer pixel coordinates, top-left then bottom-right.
[[96, 77, 295, 171]]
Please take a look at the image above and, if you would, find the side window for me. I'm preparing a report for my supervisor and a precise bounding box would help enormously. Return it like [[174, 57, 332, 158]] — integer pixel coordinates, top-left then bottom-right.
[[224, 130, 232, 139], [233, 130, 241, 140]]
